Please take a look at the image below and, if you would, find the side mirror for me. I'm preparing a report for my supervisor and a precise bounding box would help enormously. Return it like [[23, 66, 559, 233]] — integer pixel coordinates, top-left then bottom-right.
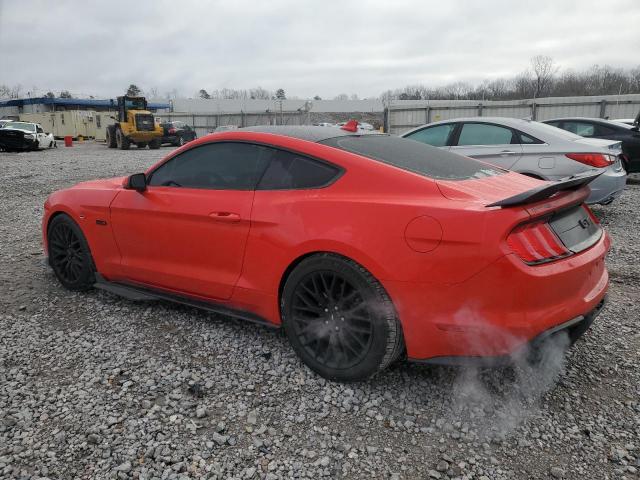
[[127, 173, 147, 192], [109, 115, 116, 120]]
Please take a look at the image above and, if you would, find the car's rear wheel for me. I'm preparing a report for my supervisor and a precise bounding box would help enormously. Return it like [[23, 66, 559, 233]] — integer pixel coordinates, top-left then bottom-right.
[[149, 138, 161, 149], [282, 254, 404, 382], [47, 214, 95, 291]]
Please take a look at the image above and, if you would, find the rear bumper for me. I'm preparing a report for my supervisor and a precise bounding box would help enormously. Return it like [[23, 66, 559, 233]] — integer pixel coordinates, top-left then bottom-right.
[[412, 297, 606, 366], [384, 231, 611, 361], [586, 166, 626, 205]]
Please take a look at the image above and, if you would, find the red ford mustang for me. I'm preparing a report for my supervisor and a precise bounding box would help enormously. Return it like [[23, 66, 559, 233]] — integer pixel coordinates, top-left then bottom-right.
[[43, 126, 610, 381]]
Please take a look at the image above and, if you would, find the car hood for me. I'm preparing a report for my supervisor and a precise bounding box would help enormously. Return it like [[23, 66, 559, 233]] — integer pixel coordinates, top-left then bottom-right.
[[72, 176, 126, 190], [0, 127, 32, 135]]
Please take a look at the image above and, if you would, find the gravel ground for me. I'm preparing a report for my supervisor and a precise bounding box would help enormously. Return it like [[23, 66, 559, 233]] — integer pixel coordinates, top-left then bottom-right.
[[0, 142, 638, 480]]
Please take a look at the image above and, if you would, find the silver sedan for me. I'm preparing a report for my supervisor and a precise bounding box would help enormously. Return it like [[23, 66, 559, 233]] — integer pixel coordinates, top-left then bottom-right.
[[401, 117, 627, 205]]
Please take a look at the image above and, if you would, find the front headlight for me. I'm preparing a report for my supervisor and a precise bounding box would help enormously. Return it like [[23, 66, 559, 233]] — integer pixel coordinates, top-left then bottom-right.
[[24, 134, 35, 140]]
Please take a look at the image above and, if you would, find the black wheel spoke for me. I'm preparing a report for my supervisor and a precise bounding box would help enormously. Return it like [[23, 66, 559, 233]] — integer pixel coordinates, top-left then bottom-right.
[[291, 270, 374, 370], [49, 221, 88, 285]]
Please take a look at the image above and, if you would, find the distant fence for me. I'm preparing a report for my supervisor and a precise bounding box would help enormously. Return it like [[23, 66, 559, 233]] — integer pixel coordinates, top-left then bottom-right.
[[385, 94, 640, 135], [158, 111, 384, 138], [156, 111, 307, 138]]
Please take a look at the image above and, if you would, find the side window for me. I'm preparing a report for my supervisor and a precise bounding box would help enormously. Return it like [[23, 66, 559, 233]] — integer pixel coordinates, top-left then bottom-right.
[[546, 121, 562, 128], [563, 121, 595, 137], [257, 149, 340, 190], [457, 123, 515, 146], [518, 132, 543, 144], [595, 124, 616, 136], [404, 124, 456, 147], [36, 126, 44, 133], [148, 142, 270, 190]]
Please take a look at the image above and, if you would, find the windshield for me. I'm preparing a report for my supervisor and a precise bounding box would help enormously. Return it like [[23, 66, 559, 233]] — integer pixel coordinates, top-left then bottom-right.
[[125, 98, 146, 110], [2, 122, 36, 132], [321, 135, 505, 181]]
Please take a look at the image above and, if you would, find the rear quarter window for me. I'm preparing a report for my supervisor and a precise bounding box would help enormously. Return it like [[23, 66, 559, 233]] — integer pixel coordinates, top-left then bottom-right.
[[321, 135, 505, 180], [258, 149, 341, 190]]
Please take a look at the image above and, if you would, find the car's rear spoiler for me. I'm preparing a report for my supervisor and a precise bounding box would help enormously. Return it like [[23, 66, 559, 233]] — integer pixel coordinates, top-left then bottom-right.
[[486, 170, 603, 208]]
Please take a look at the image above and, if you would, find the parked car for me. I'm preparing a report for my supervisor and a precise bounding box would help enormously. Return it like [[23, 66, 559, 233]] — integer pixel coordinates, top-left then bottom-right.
[[0, 121, 56, 151], [543, 117, 640, 173], [611, 118, 636, 126], [43, 126, 609, 381], [160, 121, 197, 146], [401, 117, 626, 205]]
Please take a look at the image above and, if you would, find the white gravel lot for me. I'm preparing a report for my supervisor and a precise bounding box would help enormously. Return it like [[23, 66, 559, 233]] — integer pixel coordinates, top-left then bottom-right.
[[0, 141, 638, 480]]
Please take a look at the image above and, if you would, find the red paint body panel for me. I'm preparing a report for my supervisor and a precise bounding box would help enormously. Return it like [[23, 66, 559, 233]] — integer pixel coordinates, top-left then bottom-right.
[[42, 131, 611, 361]]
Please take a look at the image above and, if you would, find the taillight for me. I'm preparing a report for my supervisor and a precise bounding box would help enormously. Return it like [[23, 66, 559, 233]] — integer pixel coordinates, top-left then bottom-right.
[[507, 219, 569, 264], [565, 153, 615, 168], [168, 127, 176, 134]]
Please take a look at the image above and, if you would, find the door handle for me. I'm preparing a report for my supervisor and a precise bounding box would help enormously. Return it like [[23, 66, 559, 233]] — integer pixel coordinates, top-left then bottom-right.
[[209, 211, 241, 223], [500, 150, 517, 156]]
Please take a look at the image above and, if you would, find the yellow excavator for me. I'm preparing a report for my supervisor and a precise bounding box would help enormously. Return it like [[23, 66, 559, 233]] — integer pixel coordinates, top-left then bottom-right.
[[105, 96, 163, 150]]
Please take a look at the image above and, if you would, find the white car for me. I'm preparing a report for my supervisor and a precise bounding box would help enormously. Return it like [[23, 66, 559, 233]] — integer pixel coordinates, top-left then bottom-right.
[[0, 121, 56, 151]]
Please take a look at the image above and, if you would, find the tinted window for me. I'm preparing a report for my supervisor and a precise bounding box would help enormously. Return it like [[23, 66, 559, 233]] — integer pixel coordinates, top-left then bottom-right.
[[546, 121, 562, 128], [519, 132, 542, 144], [258, 149, 340, 189], [148, 142, 270, 190], [563, 121, 595, 137], [404, 124, 456, 147], [458, 123, 515, 145], [321, 135, 505, 181], [595, 124, 616, 136]]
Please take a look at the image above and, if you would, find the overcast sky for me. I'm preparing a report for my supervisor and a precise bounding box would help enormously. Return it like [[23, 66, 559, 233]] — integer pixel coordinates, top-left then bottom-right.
[[1, 0, 639, 100]]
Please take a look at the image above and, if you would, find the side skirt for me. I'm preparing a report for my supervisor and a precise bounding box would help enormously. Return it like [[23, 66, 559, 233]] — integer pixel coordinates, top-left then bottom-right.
[[93, 273, 279, 329]]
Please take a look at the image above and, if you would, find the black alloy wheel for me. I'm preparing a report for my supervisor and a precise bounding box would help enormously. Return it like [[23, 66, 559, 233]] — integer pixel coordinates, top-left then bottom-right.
[[282, 254, 404, 382], [47, 215, 95, 291], [291, 271, 373, 370]]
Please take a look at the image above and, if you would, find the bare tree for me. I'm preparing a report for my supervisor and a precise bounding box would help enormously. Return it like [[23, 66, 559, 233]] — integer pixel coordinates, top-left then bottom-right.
[[530, 55, 558, 98], [250, 87, 271, 100]]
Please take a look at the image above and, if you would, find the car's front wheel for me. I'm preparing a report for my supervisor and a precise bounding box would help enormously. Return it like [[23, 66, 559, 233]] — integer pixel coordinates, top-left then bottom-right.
[[282, 254, 404, 382], [47, 214, 95, 291]]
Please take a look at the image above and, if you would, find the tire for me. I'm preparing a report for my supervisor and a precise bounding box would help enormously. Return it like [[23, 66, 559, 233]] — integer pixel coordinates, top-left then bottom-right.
[[149, 138, 161, 149], [136, 142, 148, 149], [106, 126, 117, 148], [116, 128, 130, 150], [47, 214, 95, 291], [281, 253, 404, 382], [49, 141, 53, 148]]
